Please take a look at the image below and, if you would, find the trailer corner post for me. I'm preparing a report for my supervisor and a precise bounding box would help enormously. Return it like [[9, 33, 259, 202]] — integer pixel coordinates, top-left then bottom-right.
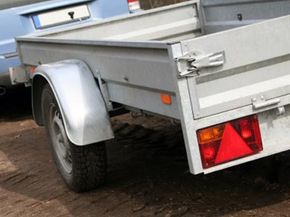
[[168, 43, 203, 175]]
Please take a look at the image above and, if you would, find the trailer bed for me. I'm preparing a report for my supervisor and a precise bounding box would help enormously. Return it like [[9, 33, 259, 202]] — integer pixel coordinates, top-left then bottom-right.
[[18, 0, 290, 119], [16, 0, 290, 175]]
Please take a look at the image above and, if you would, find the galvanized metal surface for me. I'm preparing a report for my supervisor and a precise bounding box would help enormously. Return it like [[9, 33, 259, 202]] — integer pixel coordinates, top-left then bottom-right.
[[9, 67, 29, 85], [183, 15, 290, 119], [168, 43, 203, 174], [18, 40, 181, 119], [17, 0, 290, 174], [201, 0, 290, 33], [33, 60, 114, 146], [31, 1, 200, 42]]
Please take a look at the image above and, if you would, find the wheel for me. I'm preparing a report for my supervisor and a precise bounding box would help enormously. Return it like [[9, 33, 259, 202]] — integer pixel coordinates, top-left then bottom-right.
[[41, 84, 107, 192]]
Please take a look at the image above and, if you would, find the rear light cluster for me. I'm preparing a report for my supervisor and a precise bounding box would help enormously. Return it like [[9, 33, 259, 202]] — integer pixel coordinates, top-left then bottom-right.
[[197, 115, 263, 169], [128, 0, 141, 12]]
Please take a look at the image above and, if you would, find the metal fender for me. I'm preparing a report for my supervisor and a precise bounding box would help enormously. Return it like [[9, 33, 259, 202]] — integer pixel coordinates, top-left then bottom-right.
[[32, 59, 114, 146]]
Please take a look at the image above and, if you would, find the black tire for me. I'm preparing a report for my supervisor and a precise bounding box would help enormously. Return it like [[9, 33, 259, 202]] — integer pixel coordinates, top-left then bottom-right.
[[41, 84, 107, 192]]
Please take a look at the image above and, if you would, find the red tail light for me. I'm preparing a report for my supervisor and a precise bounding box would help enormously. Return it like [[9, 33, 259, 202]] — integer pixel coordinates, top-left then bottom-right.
[[197, 115, 263, 169], [128, 0, 141, 12]]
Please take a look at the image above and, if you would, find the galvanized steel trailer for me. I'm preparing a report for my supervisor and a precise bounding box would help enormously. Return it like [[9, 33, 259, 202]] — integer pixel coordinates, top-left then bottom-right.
[[17, 0, 290, 192]]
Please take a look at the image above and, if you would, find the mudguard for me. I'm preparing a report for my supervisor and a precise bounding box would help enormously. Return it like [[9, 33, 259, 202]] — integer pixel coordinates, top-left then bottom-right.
[[32, 59, 114, 146]]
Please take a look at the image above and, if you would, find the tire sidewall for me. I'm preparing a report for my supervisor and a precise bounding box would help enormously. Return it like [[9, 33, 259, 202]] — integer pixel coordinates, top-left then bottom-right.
[[41, 85, 74, 186]]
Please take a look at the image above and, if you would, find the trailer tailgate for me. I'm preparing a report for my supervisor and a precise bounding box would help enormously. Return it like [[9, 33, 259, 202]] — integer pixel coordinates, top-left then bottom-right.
[[180, 15, 290, 119]]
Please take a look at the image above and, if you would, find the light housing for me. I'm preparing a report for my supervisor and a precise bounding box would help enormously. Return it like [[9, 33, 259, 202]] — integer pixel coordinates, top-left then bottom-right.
[[128, 0, 141, 12], [197, 115, 263, 169]]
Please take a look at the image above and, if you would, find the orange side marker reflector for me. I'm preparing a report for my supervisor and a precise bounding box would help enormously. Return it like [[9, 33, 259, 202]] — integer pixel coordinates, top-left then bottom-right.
[[160, 94, 172, 105], [28, 66, 37, 74]]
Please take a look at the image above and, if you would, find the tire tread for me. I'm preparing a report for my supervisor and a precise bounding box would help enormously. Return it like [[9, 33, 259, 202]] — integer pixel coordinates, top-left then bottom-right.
[[41, 84, 107, 193]]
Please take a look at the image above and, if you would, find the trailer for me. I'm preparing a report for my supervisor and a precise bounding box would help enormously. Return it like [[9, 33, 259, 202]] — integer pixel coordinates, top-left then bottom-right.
[[16, 0, 290, 192]]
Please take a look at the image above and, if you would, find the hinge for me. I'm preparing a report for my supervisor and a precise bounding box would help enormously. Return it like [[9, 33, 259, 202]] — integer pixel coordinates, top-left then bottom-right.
[[176, 51, 225, 77]]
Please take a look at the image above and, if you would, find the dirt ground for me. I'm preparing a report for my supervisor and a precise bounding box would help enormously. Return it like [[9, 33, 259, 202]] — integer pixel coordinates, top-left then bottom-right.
[[2, 88, 290, 217]]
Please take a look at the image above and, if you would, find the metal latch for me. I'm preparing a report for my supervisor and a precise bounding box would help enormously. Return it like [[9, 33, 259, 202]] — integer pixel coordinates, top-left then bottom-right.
[[176, 51, 225, 77], [252, 96, 281, 110], [252, 96, 286, 116]]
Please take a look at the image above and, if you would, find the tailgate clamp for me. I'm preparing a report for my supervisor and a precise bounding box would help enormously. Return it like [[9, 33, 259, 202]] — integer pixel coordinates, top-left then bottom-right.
[[176, 51, 225, 77], [252, 96, 281, 110]]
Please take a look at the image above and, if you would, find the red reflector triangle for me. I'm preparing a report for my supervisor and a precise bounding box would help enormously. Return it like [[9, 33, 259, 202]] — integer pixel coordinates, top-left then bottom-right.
[[215, 123, 253, 164]]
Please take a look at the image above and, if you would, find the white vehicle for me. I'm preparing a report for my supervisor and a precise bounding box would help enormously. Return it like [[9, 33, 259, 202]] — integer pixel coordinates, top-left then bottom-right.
[[16, 0, 290, 192]]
